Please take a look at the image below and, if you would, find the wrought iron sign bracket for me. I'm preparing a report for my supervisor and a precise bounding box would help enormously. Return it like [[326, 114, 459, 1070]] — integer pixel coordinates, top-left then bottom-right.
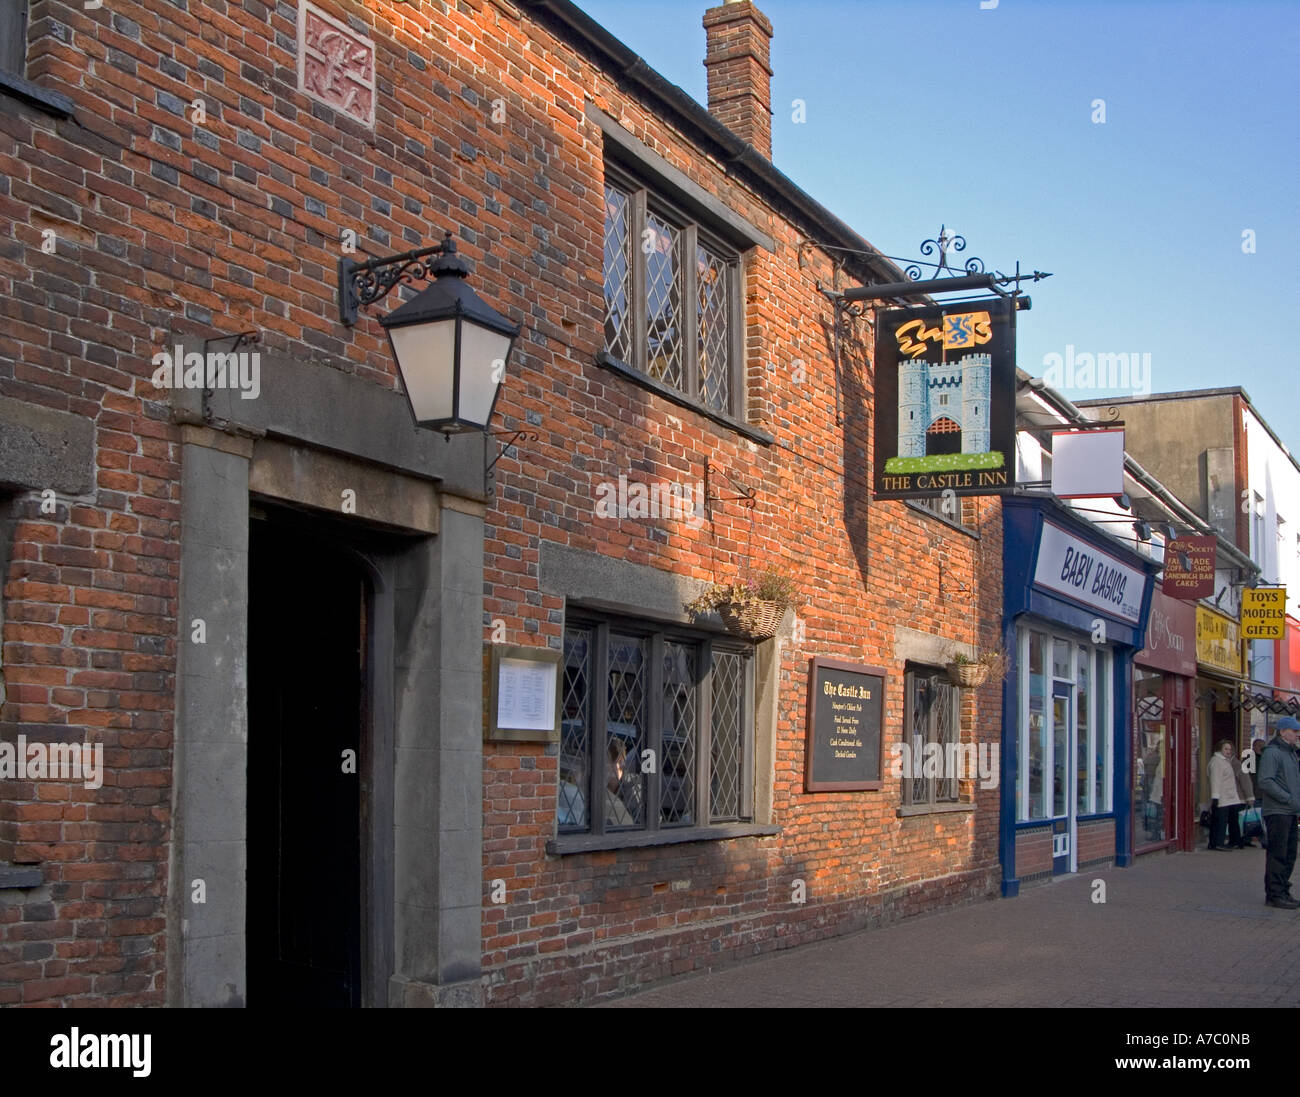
[[338, 230, 466, 326], [203, 330, 261, 355], [937, 560, 970, 600], [199, 329, 260, 425], [802, 228, 1051, 304], [704, 462, 757, 522], [484, 427, 540, 496], [817, 284, 867, 429]]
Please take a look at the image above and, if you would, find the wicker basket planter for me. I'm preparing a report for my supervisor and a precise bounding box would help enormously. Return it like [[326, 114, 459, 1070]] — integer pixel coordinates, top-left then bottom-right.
[[945, 661, 989, 688], [716, 599, 784, 639]]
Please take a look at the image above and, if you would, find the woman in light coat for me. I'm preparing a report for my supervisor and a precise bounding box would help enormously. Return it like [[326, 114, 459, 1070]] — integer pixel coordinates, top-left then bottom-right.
[[1208, 739, 1244, 851]]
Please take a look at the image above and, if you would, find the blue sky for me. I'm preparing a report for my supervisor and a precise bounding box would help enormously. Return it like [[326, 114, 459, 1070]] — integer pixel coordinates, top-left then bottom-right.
[[575, 0, 1300, 448]]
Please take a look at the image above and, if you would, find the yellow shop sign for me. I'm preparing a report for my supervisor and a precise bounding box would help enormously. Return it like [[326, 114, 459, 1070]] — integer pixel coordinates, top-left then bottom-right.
[[1241, 587, 1286, 640], [1196, 607, 1243, 675]]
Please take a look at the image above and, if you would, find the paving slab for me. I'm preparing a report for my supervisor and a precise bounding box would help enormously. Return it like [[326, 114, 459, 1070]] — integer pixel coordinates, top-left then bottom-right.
[[598, 845, 1300, 1008]]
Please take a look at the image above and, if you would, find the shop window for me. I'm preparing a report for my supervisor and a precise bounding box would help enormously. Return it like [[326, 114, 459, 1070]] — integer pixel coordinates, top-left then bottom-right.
[[558, 616, 753, 837], [902, 665, 960, 807], [1019, 629, 1048, 821], [1133, 667, 1165, 842], [602, 167, 743, 419], [1017, 627, 1114, 822], [1077, 644, 1091, 814], [0, 0, 26, 77], [1094, 649, 1112, 811]]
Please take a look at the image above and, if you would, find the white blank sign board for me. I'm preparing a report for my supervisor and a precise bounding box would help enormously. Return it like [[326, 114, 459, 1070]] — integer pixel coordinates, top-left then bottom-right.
[[1051, 428, 1125, 498]]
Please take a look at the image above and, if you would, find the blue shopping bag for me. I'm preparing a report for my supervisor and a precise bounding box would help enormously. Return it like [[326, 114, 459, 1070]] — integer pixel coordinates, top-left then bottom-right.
[[1239, 806, 1263, 838]]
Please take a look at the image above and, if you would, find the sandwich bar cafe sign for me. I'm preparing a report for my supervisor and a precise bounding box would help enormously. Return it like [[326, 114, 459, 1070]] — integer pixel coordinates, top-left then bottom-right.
[[1032, 520, 1145, 624], [873, 297, 1017, 499]]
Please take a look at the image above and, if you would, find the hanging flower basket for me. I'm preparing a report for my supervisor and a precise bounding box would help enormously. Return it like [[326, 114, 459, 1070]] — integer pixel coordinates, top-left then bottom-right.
[[716, 599, 784, 640], [943, 647, 1008, 689], [945, 661, 989, 688], [684, 569, 796, 641]]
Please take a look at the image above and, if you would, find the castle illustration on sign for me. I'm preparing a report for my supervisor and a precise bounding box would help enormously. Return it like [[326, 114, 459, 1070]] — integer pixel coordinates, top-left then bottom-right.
[[897, 353, 991, 458]]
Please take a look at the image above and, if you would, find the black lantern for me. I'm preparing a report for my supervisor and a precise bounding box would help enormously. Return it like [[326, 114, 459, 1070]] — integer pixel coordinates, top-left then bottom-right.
[[339, 232, 520, 436]]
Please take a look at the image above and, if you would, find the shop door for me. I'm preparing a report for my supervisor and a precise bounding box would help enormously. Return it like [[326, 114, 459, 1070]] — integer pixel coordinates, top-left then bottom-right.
[[247, 520, 366, 1007], [1052, 683, 1074, 875]]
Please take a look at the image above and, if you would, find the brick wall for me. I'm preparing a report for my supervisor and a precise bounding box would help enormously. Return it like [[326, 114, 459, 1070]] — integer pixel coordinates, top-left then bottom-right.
[[0, 0, 1004, 1006], [1015, 826, 1053, 881], [473, 6, 1005, 1007], [1077, 818, 1115, 867]]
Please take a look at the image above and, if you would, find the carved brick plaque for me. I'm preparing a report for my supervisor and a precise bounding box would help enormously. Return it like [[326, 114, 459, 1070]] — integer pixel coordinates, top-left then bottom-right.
[[298, 1, 376, 128]]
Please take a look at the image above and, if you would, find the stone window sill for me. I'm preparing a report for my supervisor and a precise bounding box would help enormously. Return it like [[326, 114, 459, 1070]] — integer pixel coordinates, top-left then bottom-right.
[[904, 499, 980, 539], [547, 822, 780, 855], [897, 802, 976, 818], [0, 72, 74, 118], [595, 352, 774, 446]]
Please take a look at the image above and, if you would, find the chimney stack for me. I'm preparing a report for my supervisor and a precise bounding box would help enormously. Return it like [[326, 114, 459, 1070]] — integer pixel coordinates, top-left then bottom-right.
[[703, 0, 773, 160]]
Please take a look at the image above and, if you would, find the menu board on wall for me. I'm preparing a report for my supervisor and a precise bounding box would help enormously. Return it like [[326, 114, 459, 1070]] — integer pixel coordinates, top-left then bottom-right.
[[805, 657, 885, 792], [488, 644, 561, 742]]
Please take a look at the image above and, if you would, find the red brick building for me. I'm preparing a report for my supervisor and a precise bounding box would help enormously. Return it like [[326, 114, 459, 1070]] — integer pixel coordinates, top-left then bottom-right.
[[0, 0, 1003, 1007]]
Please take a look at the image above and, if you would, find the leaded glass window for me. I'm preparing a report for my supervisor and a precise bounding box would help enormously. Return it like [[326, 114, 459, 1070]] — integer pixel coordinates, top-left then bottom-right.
[[603, 184, 633, 365], [557, 616, 753, 836], [696, 243, 730, 411], [903, 666, 960, 807], [600, 165, 743, 418]]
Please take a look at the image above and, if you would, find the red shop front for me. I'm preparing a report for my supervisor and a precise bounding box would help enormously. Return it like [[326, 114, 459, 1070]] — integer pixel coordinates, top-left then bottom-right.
[[1272, 615, 1300, 720], [1133, 583, 1198, 854]]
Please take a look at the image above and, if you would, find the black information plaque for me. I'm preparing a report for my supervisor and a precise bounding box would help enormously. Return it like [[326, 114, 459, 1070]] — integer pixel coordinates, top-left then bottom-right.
[[804, 657, 885, 792]]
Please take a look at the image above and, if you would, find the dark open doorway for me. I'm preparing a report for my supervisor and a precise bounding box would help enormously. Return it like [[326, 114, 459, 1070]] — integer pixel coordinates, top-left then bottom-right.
[[247, 517, 367, 1007]]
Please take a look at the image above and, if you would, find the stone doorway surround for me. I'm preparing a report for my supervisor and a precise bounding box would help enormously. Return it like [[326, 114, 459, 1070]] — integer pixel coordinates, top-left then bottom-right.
[[165, 339, 488, 1007]]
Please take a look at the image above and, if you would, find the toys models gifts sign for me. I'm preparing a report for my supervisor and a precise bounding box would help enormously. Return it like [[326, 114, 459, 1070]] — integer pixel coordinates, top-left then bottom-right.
[[873, 298, 1017, 499]]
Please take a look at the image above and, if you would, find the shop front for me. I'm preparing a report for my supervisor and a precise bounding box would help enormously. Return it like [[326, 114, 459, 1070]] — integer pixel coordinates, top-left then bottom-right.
[[1271, 615, 1300, 721], [1193, 606, 1245, 825], [1132, 583, 1197, 853], [999, 497, 1157, 896]]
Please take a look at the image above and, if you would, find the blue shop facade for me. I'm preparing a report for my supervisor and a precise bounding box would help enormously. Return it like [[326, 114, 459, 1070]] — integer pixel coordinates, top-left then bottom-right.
[[999, 496, 1159, 896]]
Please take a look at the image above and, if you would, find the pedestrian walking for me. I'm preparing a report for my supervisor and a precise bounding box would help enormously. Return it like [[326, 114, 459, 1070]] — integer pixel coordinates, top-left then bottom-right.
[[1257, 716, 1300, 909], [1207, 739, 1243, 851]]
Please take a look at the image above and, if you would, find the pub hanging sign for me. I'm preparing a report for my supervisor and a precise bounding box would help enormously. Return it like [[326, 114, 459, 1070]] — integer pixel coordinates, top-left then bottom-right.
[[873, 297, 1017, 499]]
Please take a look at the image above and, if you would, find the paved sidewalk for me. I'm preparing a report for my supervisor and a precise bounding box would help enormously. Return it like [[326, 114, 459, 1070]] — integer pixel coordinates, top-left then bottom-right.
[[600, 845, 1300, 1007]]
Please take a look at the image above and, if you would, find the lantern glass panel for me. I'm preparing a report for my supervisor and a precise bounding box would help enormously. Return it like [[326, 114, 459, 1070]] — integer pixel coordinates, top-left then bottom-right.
[[389, 318, 456, 424], [458, 323, 513, 426]]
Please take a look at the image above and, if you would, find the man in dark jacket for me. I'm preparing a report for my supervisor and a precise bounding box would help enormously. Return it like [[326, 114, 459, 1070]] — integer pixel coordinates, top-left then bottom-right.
[[1257, 717, 1300, 909]]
